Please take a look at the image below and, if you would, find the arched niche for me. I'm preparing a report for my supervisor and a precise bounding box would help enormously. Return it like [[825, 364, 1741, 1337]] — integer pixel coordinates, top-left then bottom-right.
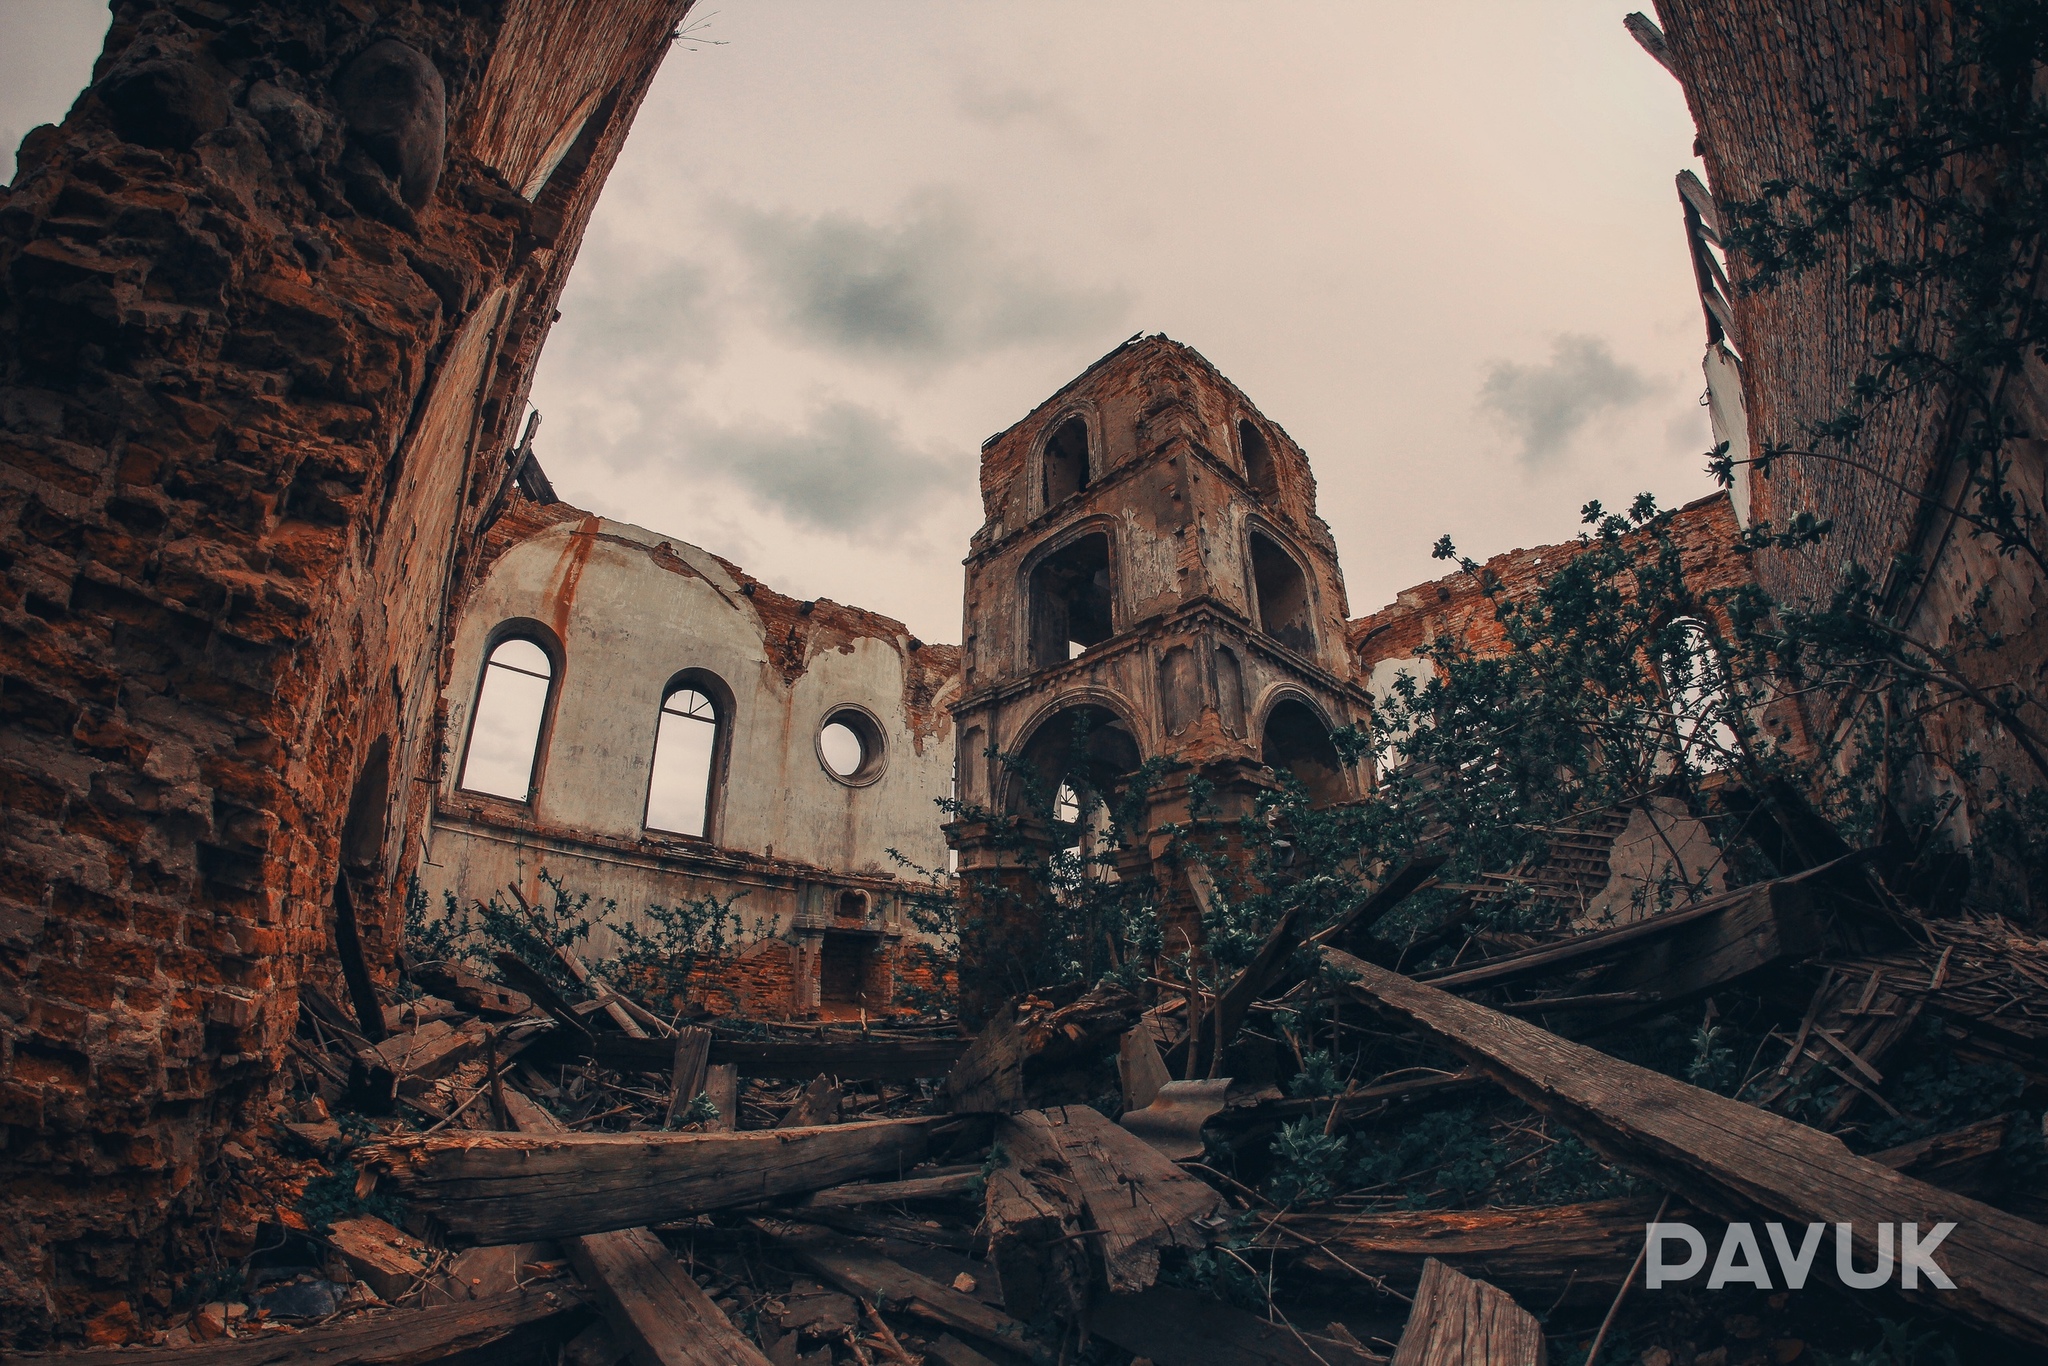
[[1262, 697, 1348, 807], [1249, 531, 1315, 655]]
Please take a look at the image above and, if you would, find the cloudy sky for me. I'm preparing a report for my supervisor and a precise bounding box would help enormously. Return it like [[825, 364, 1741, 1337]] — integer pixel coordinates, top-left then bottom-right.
[[3, 2, 1714, 644]]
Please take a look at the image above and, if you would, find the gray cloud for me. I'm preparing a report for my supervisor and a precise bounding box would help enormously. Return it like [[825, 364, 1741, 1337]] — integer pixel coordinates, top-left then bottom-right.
[[954, 79, 1058, 128], [1478, 335, 1654, 465], [726, 192, 1127, 361], [694, 401, 964, 534], [549, 251, 722, 370]]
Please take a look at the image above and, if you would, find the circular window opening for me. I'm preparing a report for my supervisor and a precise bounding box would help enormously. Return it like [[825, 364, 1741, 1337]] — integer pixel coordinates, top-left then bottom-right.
[[818, 707, 887, 786]]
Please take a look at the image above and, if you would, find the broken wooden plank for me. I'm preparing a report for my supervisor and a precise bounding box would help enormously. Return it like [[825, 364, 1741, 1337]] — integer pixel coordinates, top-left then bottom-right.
[[502, 1089, 772, 1366], [1315, 854, 1449, 951], [495, 951, 597, 1049], [1419, 878, 1816, 995], [753, 1218, 1033, 1356], [775, 1073, 842, 1129], [1117, 1019, 1173, 1112], [5, 1287, 593, 1366], [704, 1063, 738, 1132], [1089, 1284, 1386, 1366], [325, 1213, 432, 1302], [375, 1019, 485, 1096], [1324, 945, 2048, 1349], [946, 986, 1144, 1114], [664, 1026, 712, 1129], [404, 954, 534, 1017], [998, 1105, 1221, 1296], [360, 1117, 938, 1244], [1267, 1199, 1657, 1301], [1389, 1258, 1546, 1365], [801, 1165, 982, 1208], [568, 1225, 770, 1366], [1171, 902, 1306, 1077], [983, 1129, 1089, 1320]]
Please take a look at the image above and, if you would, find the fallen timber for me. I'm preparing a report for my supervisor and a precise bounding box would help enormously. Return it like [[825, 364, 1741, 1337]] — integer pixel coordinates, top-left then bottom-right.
[[1265, 1198, 1659, 1302], [358, 1116, 939, 1244], [1323, 946, 2048, 1348], [501, 1089, 771, 1366], [1, 1287, 594, 1366], [563, 1031, 970, 1080]]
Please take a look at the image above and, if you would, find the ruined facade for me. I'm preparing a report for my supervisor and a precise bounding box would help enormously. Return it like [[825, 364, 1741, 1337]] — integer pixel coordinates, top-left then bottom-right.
[[0, 0, 690, 1336], [422, 497, 960, 1018], [1649, 0, 2048, 868]]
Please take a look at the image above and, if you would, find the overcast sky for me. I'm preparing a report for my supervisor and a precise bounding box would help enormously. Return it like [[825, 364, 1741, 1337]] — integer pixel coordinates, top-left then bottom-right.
[[3, 1, 1715, 645]]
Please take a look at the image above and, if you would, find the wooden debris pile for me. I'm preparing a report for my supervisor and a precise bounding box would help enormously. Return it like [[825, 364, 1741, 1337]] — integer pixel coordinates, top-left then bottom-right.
[[23, 865, 2048, 1365]]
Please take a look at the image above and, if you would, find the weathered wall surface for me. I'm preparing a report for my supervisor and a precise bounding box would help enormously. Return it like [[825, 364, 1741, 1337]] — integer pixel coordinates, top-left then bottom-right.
[[0, 0, 688, 1340], [1655, 0, 2048, 874], [422, 497, 960, 1017]]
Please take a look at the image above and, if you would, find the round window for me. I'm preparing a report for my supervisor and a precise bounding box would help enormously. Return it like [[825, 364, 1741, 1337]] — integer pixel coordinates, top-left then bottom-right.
[[817, 707, 886, 785]]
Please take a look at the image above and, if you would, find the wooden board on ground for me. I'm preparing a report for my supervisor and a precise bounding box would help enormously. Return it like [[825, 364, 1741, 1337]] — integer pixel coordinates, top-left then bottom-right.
[[1389, 1258, 1546, 1366], [3, 1287, 592, 1366], [1267, 1198, 1657, 1301], [1324, 945, 2048, 1349], [360, 1117, 937, 1244], [753, 1217, 1031, 1356], [502, 1089, 771, 1366], [802, 1166, 982, 1208], [997, 1105, 1222, 1296], [1089, 1284, 1386, 1366], [325, 1213, 433, 1302]]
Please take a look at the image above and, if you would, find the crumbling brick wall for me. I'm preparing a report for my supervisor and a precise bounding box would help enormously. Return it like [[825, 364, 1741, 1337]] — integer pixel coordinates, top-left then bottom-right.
[[0, 0, 688, 1341], [1655, 0, 2048, 872]]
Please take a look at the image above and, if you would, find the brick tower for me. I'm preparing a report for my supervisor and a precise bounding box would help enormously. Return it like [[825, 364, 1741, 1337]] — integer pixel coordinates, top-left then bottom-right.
[[947, 336, 1369, 1017]]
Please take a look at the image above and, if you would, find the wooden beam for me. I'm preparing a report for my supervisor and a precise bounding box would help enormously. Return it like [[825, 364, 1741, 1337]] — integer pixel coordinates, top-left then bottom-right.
[[1267, 1199, 1657, 1301], [754, 1218, 1031, 1355], [1390, 1259, 1546, 1365], [360, 1117, 937, 1244], [1417, 879, 1815, 995], [502, 1090, 772, 1366], [4, 1287, 593, 1366], [1315, 854, 1449, 951], [1323, 946, 2048, 1348], [802, 1166, 983, 1208], [664, 1026, 711, 1129]]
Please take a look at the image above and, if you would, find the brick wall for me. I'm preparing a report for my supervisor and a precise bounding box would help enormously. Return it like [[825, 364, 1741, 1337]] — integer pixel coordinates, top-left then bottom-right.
[[0, 0, 687, 1340]]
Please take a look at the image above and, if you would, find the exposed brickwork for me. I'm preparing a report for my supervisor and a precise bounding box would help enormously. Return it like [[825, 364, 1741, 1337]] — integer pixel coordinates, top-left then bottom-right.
[[1657, 0, 2048, 870], [0, 0, 688, 1340]]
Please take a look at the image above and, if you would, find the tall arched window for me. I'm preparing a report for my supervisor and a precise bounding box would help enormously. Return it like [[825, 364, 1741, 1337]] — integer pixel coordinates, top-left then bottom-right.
[[1239, 419, 1278, 497], [1263, 698, 1349, 807], [1663, 619, 1738, 771], [646, 684, 722, 837], [459, 636, 554, 801], [1042, 416, 1091, 507]]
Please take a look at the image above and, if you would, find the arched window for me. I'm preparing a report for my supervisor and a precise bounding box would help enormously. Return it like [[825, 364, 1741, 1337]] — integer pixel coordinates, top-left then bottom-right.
[[459, 636, 554, 802], [1030, 532, 1114, 668], [1250, 532, 1314, 654], [646, 683, 722, 837], [1663, 619, 1738, 771], [1239, 419, 1278, 497], [1263, 698, 1349, 807], [1042, 416, 1091, 507]]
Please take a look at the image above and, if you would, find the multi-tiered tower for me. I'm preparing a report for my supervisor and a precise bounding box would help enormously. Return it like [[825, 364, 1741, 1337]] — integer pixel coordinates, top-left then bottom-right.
[[948, 336, 1369, 1014]]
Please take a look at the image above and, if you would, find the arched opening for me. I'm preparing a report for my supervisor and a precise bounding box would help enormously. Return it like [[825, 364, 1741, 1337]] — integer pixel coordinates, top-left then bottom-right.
[[1239, 419, 1278, 497], [646, 677, 725, 837], [1250, 532, 1314, 654], [1007, 704, 1142, 819], [836, 889, 870, 923], [1041, 415, 1091, 507], [1662, 618, 1738, 771], [459, 634, 555, 802], [1030, 532, 1114, 668], [341, 735, 392, 875], [1263, 698, 1349, 807]]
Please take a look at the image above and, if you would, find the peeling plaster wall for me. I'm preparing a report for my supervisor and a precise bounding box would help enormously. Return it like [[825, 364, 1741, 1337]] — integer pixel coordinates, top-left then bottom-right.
[[423, 499, 960, 1017]]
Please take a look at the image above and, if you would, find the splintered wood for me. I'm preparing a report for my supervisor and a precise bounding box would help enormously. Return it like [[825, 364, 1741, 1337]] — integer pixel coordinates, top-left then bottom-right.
[[995, 1105, 1221, 1297], [1390, 1258, 1547, 1366]]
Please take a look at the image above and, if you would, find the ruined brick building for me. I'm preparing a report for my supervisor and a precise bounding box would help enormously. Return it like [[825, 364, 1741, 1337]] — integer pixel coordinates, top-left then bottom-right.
[[0, 0, 2038, 1343]]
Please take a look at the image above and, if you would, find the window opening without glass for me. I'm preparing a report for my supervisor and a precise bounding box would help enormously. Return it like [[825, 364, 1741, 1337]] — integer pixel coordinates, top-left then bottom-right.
[[1042, 416, 1091, 507], [459, 637, 553, 801], [1250, 532, 1314, 654], [818, 707, 886, 785], [1029, 532, 1114, 668], [646, 687, 719, 837], [1664, 620, 1738, 771]]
